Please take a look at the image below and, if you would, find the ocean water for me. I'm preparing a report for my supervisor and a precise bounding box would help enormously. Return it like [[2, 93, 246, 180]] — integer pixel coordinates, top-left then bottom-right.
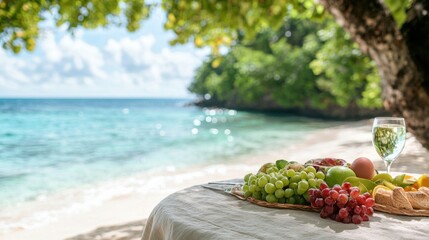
[[0, 98, 338, 210]]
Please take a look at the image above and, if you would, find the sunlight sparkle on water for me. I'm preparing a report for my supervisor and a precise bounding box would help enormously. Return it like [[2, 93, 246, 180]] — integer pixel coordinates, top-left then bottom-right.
[[193, 119, 201, 126], [228, 110, 237, 116], [209, 109, 216, 116], [210, 128, 219, 135]]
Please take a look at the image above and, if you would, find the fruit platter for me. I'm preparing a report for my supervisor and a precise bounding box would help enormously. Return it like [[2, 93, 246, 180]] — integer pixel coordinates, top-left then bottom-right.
[[232, 157, 429, 224]]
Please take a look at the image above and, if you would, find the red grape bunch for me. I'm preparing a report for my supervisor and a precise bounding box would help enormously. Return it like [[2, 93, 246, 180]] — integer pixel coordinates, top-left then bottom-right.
[[308, 182, 375, 224]]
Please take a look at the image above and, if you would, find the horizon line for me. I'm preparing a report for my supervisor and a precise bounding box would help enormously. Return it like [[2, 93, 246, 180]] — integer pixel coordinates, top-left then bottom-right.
[[0, 96, 195, 100]]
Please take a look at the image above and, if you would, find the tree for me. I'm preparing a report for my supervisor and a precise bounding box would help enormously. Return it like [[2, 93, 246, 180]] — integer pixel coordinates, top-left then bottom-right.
[[317, 0, 429, 149], [1, 0, 429, 149], [190, 19, 382, 116]]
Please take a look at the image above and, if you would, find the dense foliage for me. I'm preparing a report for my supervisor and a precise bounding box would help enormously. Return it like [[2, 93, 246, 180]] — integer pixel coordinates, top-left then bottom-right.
[[190, 19, 382, 110]]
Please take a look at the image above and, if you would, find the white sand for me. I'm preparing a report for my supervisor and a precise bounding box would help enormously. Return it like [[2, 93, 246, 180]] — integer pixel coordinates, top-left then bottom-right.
[[1, 162, 264, 240], [2, 120, 428, 240]]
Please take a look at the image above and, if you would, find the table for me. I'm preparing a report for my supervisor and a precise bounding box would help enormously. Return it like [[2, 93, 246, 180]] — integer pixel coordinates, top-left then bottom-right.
[[142, 180, 429, 240]]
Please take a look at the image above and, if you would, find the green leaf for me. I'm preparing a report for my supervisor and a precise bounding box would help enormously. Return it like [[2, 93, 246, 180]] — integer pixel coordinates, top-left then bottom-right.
[[276, 160, 289, 170], [384, 0, 411, 28]]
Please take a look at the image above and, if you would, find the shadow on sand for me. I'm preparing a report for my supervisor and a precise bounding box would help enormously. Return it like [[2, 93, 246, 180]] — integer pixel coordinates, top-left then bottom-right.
[[66, 219, 146, 240]]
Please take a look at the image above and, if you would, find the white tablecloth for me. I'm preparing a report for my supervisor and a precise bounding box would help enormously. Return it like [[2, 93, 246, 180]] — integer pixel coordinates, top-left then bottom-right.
[[142, 180, 429, 240]]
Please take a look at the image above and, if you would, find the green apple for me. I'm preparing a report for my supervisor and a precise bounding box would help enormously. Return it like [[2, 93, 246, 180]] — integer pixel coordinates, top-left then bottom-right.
[[325, 166, 356, 187]]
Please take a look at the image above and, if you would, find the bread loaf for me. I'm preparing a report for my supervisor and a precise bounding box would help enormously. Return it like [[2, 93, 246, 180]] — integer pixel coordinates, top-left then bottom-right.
[[392, 187, 413, 210], [374, 186, 429, 210], [406, 190, 429, 209], [419, 187, 429, 196], [374, 188, 394, 206]]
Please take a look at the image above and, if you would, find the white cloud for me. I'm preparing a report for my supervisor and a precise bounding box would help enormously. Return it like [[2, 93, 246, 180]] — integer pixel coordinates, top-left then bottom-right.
[[41, 32, 62, 63], [0, 30, 209, 98], [40, 32, 106, 80], [104, 35, 205, 85]]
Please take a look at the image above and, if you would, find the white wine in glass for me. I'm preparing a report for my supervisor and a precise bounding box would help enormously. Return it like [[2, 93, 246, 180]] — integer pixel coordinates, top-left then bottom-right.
[[372, 117, 406, 174]]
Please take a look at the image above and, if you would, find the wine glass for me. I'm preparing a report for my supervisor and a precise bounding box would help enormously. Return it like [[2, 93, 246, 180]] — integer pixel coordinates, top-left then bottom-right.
[[372, 117, 406, 174]]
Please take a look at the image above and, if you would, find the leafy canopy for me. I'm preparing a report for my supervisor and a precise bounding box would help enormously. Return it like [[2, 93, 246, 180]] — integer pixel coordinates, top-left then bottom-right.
[[1, 0, 411, 53], [0, 0, 152, 53]]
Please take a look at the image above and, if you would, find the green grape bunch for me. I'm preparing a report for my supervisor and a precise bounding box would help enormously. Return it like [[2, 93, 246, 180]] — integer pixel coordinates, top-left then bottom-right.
[[242, 160, 326, 204]]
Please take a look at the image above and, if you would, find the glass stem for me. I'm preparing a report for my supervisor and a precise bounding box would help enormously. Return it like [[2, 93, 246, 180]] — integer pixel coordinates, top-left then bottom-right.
[[386, 161, 392, 174]]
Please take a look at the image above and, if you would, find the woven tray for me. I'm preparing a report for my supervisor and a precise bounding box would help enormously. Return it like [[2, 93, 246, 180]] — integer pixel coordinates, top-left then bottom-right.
[[230, 186, 429, 217], [230, 186, 319, 212], [373, 204, 429, 217]]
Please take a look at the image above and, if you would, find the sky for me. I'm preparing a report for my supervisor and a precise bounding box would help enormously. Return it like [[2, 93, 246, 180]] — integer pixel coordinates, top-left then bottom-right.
[[0, 7, 210, 98]]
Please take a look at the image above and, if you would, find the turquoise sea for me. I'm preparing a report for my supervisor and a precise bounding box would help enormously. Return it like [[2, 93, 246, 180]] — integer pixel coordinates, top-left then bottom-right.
[[0, 98, 339, 210]]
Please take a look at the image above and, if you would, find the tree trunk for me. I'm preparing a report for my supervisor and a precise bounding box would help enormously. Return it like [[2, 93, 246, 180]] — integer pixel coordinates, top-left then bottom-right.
[[318, 0, 429, 149]]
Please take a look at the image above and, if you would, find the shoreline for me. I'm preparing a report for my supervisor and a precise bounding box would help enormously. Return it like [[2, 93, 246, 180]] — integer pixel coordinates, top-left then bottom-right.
[[2, 119, 428, 240]]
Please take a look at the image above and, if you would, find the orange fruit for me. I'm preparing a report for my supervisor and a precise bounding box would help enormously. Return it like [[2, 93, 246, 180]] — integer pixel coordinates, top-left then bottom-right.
[[404, 186, 418, 192], [416, 174, 429, 188], [404, 174, 417, 182]]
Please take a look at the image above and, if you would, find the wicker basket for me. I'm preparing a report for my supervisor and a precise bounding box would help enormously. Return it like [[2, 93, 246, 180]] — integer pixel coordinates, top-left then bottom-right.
[[230, 186, 429, 217]]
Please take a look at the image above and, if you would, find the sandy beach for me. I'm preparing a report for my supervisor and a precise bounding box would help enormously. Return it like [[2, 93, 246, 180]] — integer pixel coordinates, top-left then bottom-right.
[[2, 119, 429, 240]]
